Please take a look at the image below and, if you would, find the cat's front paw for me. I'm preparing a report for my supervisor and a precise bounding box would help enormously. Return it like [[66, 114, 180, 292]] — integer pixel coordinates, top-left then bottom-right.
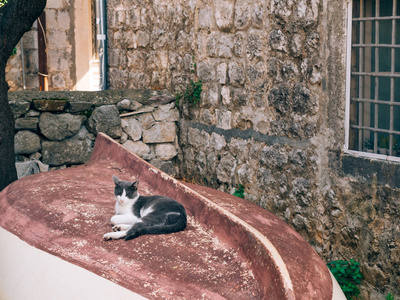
[[103, 230, 127, 240], [112, 224, 131, 232], [103, 233, 113, 241]]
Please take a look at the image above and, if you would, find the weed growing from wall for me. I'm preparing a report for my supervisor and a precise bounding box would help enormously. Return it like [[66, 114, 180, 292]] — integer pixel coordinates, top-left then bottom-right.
[[175, 56, 202, 108], [175, 80, 202, 108], [385, 293, 394, 300], [233, 184, 245, 199], [327, 259, 363, 299]]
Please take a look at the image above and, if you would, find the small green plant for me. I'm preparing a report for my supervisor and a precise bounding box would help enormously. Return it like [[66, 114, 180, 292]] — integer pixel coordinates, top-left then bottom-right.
[[233, 184, 245, 199], [327, 259, 363, 299], [175, 56, 202, 108], [379, 136, 388, 149], [175, 79, 202, 107], [385, 293, 394, 300]]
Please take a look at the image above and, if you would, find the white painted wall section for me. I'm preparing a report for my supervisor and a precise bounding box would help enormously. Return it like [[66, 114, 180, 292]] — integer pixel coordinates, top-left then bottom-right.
[[0, 227, 146, 300]]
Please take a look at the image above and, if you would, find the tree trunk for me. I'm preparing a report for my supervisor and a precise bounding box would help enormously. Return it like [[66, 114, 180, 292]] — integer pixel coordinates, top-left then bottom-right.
[[0, 65, 17, 191], [0, 21, 17, 192], [0, 0, 46, 191]]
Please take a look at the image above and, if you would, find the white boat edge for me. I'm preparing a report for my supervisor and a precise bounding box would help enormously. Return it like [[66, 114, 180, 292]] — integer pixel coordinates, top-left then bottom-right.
[[331, 269, 347, 300], [0, 227, 147, 300]]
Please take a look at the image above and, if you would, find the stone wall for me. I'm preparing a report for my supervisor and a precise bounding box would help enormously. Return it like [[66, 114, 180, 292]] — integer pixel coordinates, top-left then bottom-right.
[[10, 90, 181, 178], [6, 0, 85, 91], [106, 0, 400, 298]]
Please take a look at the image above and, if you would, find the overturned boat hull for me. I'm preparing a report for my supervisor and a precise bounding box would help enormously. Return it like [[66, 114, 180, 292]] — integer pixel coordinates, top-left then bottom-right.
[[0, 133, 345, 299]]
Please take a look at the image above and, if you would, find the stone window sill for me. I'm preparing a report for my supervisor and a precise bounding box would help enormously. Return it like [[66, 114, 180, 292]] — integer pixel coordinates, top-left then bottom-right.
[[341, 152, 400, 189]]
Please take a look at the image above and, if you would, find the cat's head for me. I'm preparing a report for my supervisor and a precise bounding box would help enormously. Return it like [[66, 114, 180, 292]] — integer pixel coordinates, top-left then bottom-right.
[[112, 175, 139, 205]]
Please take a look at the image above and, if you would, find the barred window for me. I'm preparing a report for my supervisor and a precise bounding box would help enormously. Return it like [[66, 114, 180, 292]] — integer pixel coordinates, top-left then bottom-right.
[[345, 0, 400, 160]]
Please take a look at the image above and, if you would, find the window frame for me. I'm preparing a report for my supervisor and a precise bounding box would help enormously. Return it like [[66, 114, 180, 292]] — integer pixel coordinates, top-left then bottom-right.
[[344, 0, 400, 163]]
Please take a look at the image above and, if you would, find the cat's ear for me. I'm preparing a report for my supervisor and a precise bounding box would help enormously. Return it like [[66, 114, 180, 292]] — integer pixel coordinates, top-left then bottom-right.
[[131, 180, 139, 189], [113, 175, 121, 185]]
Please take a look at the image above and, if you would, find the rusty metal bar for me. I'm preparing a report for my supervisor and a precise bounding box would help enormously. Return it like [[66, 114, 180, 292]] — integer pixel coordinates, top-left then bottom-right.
[[37, 12, 48, 91]]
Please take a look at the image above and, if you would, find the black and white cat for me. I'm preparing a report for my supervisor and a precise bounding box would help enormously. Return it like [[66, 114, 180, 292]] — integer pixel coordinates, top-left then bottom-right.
[[103, 176, 187, 241]]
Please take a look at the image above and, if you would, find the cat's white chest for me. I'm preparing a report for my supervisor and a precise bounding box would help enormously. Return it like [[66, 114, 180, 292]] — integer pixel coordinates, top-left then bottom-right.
[[115, 202, 133, 215]]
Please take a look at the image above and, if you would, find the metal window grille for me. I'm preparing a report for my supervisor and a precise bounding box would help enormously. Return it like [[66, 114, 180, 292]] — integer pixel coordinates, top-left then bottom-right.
[[346, 0, 400, 159]]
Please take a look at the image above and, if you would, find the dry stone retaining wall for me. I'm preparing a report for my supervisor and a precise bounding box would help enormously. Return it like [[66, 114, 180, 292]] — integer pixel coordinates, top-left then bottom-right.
[[9, 90, 181, 178]]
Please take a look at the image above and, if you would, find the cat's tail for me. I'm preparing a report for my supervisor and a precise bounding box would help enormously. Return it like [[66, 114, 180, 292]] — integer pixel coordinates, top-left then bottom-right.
[[124, 218, 187, 241]]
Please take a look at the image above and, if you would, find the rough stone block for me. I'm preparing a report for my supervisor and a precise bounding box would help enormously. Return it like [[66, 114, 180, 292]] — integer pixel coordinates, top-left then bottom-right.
[[198, 7, 213, 29], [234, 4, 251, 30], [87, 105, 122, 138], [143, 122, 176, 143], [252, 3, 265, 28], [149, 159, 177, 176], [32, 99, 68, 112], [68, 102, 93, 113], [122, 140, 151, 159], [121, 117, 142, 141], [41, 139, 92, 166], [155, 143, 177, 161], [117, 99, 143, 112], [217, 63, 227, 84], [221, 86, 231, 105], [188, 127, 210, 148], [14, 130, 41, 155], [16, 161, 40, 179], [210, 132, 226, 151], [214, 0, 235, 32], [137, 31, 150, 48], [206, 34, 218, 57], [15, 117, 39, 131], [269, 29, 288, 52], [142, 113, 155, 130], [206, 84, 220, 107], [10, 101, 31, 118], [16, 160, 49, 179], [152, 104, 179, 122], [216, 154, 236, 183], [228, 62, 245, 86], [268, 85, 291, 113], [216, 109, 232, 130], [218, 35, 234, 58], [39, 112, 86, 141], [246, 32, 262, 60], [197, 61, 215, 82]]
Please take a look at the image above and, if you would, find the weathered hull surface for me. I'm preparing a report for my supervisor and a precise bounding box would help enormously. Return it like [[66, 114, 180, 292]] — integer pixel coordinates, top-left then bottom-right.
[[0, 133, 344, 299]]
